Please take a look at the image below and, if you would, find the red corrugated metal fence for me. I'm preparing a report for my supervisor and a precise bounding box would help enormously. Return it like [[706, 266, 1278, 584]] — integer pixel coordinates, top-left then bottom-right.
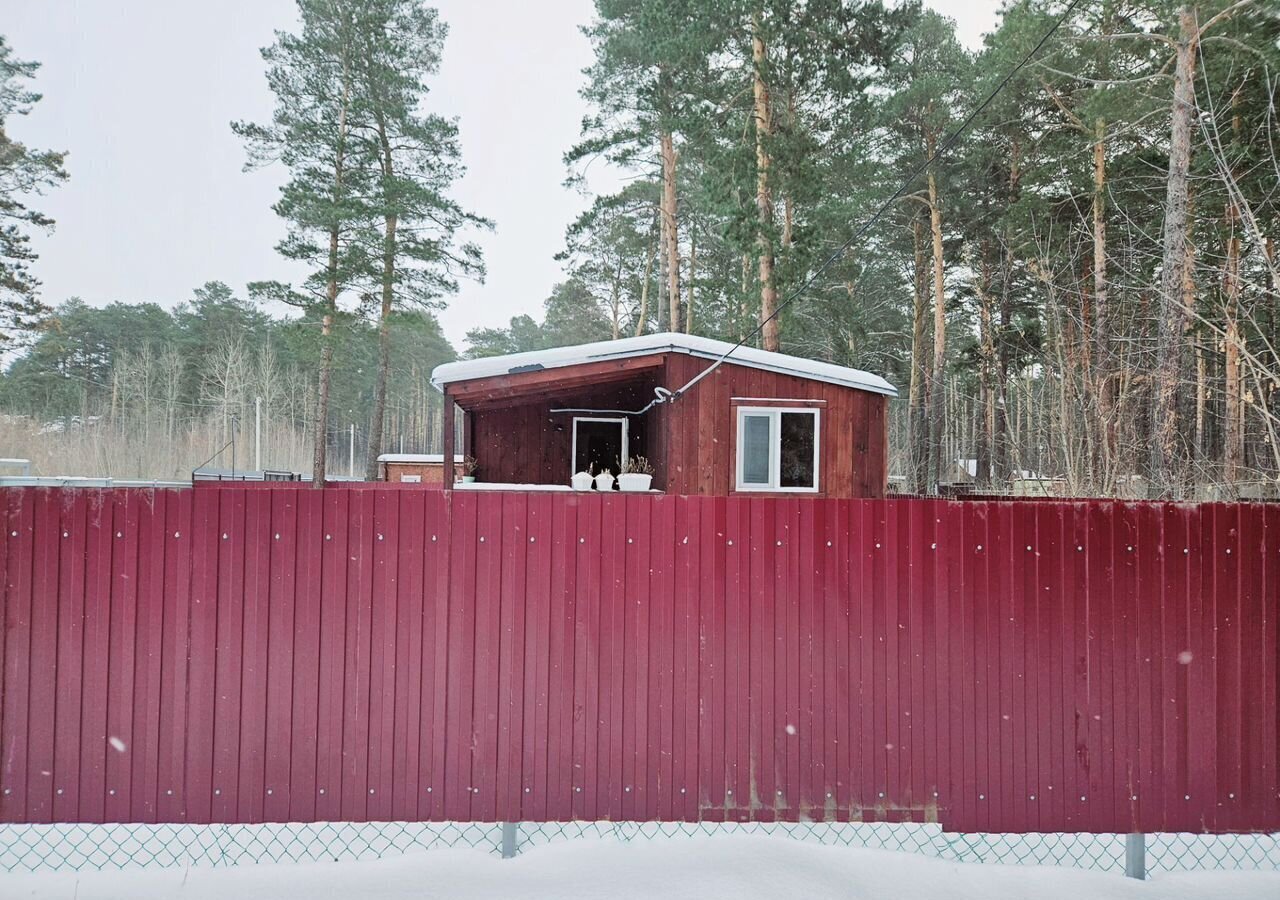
[[0, 487, 1276, 833]]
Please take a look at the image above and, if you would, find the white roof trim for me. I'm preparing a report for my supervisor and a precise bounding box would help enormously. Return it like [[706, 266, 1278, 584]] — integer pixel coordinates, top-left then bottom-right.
[[431, 332, 897, 398]]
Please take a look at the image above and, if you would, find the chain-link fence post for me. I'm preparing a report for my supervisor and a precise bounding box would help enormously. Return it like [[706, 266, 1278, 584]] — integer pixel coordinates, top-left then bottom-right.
[[500, 822, 520, 859], [1125, 833, 1146, 879]]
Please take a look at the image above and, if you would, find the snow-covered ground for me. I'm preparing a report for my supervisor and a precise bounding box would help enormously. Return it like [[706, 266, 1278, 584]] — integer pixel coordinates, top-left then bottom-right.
[[7, 835, 1279, 900]]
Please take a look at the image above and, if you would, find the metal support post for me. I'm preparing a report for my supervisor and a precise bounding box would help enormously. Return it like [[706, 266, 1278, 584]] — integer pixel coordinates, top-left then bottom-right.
[[500, 822, 520, 859], [1124, 833, 1146, 880]]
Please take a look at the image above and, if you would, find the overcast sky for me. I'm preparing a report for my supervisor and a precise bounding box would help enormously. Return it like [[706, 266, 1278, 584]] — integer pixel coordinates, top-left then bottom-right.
[[6, 0, 1000, 350]]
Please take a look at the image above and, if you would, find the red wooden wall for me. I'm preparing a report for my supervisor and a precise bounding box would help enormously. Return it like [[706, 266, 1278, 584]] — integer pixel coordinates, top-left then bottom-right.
[[1, 487, 1276, 833], [656, 354, 888, 498]]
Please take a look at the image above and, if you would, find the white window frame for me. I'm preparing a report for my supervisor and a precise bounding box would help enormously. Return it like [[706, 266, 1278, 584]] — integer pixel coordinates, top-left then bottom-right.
[[570, 416, 629, 479], [734, 406, 821, 493]]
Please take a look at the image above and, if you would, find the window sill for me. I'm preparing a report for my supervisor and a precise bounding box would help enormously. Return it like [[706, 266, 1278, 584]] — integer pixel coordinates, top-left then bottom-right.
[[732, 489, 824, 497]]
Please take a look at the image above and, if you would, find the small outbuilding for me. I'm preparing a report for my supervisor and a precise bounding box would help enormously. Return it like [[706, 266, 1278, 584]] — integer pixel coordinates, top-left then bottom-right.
[[377, 453, 465, 485], [430, 333, 896, 498]]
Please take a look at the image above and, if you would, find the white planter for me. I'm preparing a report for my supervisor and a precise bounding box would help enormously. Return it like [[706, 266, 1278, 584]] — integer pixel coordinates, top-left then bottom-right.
[[593, 472, 615, 492], [571, 472, 594, 491], [461, 475, 476, 484], [617, 473, 653, 492]]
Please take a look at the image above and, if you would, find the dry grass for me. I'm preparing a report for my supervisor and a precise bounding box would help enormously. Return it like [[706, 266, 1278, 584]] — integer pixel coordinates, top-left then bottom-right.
[[0, 416, 315, 481]]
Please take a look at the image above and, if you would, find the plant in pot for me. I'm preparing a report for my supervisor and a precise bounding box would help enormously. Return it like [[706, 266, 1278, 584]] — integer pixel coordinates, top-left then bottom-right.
[[571, 463, 595, 491], [460, 456, 478, 484], [593, 460, 616, 492], [617, 456, 654, 492]]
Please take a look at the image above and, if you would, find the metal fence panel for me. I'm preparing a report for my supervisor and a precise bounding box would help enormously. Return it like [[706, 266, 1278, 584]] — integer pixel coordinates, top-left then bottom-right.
[[0, 488, 1277, 834]]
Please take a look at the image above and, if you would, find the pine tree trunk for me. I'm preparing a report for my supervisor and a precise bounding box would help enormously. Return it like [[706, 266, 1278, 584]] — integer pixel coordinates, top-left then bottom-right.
[[1092, 118, 1112, 479], [687, 225, 696, 333], [1224, 216, 1243, 484], [782, 88, 795, 251], [313, 310, 334, 485], [909, 211, 929, 493], [365, 109, 400, 482], [635, 227, 656, 337], [366, 214, 396, 482], [926, 132, 946, 492], [657, 204, 668, 331], [1268, 237, 1278, 474], [1150, 6, 1199, 497], [660, 129, 681, 333], [610, 256, 623, 340], [313, 44, 352, 487], [752, 13, 778, 352], [976, 242, 996, 488]]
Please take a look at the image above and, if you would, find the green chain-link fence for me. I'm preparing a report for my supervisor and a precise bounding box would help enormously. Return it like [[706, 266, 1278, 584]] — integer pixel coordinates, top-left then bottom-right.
[[2, 821, 1276, 875]]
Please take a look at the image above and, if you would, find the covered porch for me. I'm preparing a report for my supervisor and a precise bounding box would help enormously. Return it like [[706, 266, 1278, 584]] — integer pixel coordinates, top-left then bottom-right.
[[441, 354, 668, 491]]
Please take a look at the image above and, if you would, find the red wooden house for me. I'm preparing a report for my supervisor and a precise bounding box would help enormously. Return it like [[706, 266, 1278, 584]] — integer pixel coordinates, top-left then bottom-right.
[[431, 333, 897, 497]]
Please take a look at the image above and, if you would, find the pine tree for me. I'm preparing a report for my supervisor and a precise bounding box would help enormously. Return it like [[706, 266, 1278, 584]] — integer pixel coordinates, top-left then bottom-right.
[[0, 36, 68, 349], [878, 8, 970, 490], [570, 1, 724, 336], [234, 0, 376, 485], [349, 0, 488, 480]]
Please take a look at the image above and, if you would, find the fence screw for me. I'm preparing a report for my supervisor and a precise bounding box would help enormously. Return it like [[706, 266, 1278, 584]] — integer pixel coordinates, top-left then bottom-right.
[[1125, 833, 1146, 880], [500, 822, 520, 859]]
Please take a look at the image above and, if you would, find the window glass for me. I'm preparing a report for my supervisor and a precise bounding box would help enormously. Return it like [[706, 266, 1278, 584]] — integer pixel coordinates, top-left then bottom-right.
[[741, 414, 772, 484], [779, 412, 816, 488]]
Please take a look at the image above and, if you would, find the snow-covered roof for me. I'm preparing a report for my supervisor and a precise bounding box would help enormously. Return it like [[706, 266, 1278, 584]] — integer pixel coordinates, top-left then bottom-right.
[[431, 333, 897, 397]]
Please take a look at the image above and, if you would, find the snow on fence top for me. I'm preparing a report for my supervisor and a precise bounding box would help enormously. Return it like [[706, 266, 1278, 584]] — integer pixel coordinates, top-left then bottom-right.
[[431, 332, 899, 397]]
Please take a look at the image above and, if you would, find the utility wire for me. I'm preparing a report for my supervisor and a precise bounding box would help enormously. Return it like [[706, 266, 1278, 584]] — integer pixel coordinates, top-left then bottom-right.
[[664, 0, 1087, 405]]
